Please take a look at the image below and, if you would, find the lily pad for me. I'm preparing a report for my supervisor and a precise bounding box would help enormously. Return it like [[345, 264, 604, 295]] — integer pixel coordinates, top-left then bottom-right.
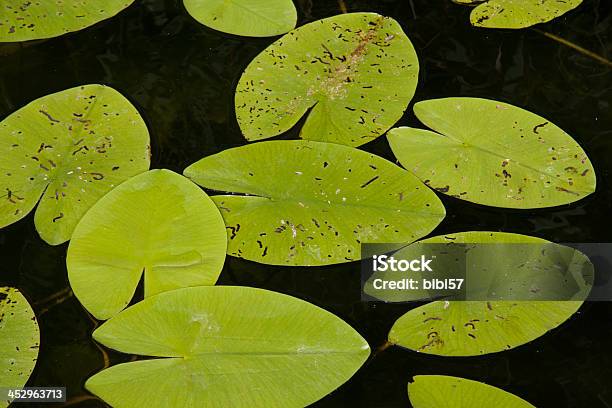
[[388, 98, 596, 209], [235, 12, 419, 147], [462, 0, 583, 29], [387, 232, 590, 356], [0, 287, 39, 408], [0, 1, 135, 42], [0, 84, 150, 245], [409, 375, 536, 408], [86, 286, 370, 408], [184, 140, 445, 266], [184, 0, 297, 37], [67, 170, 227, 320]]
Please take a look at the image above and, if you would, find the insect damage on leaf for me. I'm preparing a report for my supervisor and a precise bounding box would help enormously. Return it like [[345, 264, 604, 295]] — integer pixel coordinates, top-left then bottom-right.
[[184, 140, 445, 266], [235, 13, 420, 147], [0, 85, 150, 245]]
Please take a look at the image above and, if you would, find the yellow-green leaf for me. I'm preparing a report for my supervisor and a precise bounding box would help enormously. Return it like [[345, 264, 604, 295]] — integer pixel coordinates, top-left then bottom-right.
[[67, 170, 227, 320], [388, 98, 596, 209], [387, 232, 591, 356], [86, 286, 370, 408], [409, 375, 536, 408], [184, 0, 297, 37], [235, 13, 419, 146], [184, 140, 445, 266], [467, 0, 583, 29], [0, 1, 135, 42], [0, 84, 150, 245], [0, 287, 39, 408]]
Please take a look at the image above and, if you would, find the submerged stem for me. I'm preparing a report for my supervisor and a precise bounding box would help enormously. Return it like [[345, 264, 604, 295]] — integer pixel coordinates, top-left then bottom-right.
[[372, 340, 393, 358], [36, 287, 74, 316], [33, 286, 71, 306], [533, 29, 612, 68]]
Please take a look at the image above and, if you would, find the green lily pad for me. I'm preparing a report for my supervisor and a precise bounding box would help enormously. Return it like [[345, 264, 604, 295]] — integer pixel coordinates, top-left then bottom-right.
[[86, 286, 370, 407], [387, 231, 590, 356], [0, 1, 135, 42], [67, 170, 227, 320], [235, 12, 419, 147], [184, 140, 445, 266], [184, 0, 297, 37], [463, 0, 583, 29], [0, 84, 150, 245], [388, 98, 596, 209], [409, 375, 536, 408], [0, 287, 39, 408]]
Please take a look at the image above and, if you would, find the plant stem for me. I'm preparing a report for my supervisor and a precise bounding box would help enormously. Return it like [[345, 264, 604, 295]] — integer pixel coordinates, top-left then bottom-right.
[[372, 340, 393, 358], [338, 0, 348, 14], [36, 287, 74, 316], [532, 28, 612, 68], [33, 286, 71, 306], [409, 0, 417, 19]]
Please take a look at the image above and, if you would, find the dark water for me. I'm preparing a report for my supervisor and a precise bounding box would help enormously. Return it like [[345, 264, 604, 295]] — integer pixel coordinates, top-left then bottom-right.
[[1, 0, 611, 406]]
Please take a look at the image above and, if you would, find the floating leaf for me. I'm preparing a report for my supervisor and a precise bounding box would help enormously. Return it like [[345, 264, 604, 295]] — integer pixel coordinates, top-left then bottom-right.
[[86, 286, 370, 407], [461, 0, 583, 29], [184, 140, 445, 266], [67, 170, 226, 320], [235, 12, 419, 147], [0, 287, 39, 407], [387, 232, 590, 356], [184, 0, 297, 37], [0, 84, 150, 245], [0, 1, 135, 42], [409, 375, 536, 408], [388, 98, 595, 209]]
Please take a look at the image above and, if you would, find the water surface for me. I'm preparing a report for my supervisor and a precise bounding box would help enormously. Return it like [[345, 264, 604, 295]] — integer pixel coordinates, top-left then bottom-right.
[[1, 0, 611, 406]]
